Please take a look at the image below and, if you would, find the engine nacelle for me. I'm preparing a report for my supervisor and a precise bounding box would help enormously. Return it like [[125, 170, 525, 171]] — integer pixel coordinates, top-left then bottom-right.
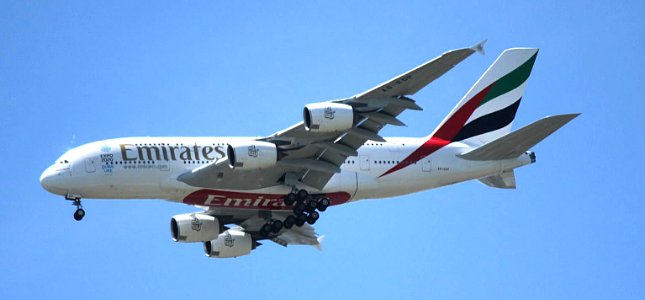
[[303, 102, 354, 132], [170, 213, 220, 243], [227, 141, 277, 170], [203, 229, 253, 258]]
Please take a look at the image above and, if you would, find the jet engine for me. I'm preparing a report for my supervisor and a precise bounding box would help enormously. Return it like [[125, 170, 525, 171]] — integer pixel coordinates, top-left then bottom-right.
[[170, 213, 220, 243], [203, 229, 253, 258], [227, 141, 277, 170], [303, 102, 354, 132]]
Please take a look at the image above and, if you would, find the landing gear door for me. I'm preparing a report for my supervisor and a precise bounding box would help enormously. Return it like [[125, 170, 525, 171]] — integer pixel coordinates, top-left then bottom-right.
[[359, 155, 370, 171], [85, 157, 96, 173]]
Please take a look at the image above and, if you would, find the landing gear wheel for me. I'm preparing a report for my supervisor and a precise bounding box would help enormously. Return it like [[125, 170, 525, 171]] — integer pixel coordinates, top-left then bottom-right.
[[295, 214, 307, 227], [306, 199, 318, 212], [271, 220, 283, 233], [296, 189, 309, 201], [293, 202, 306, 216], [73, 209, 85, 221], [307, 211, 319, 224], [260, 223, 273, 236], [284, 193, 297, 206], [284, 216, 295, 229], [317, 198, 330, 212]]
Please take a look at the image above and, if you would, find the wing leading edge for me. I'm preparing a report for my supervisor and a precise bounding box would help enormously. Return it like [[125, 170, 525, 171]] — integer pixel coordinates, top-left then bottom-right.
[[355, 39, 487, 99]]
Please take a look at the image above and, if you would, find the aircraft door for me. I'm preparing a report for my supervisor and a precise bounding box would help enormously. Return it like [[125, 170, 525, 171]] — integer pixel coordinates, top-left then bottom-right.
[[422, 157, 432, 172], [359, 155, 370, 171], [85, 157, 96, 173]]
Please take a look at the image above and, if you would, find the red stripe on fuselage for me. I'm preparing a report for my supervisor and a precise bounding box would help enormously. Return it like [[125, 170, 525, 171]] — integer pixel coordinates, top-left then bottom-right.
[[379, 84, 494, 177], [183, 189, 351, 210], [379, 137, 450, 177]]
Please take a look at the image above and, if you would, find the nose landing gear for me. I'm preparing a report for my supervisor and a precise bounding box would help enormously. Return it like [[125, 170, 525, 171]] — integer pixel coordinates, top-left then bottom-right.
[[66, 194, 85, 221]]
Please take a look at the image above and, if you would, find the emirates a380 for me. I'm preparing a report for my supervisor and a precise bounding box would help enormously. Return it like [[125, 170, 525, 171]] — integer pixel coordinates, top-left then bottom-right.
[[40, 42, 578, 258]]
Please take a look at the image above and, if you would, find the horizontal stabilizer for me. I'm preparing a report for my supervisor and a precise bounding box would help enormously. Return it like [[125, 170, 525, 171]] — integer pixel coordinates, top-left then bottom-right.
[[458, 113, 579, 161], [478, 169, 516, 189]]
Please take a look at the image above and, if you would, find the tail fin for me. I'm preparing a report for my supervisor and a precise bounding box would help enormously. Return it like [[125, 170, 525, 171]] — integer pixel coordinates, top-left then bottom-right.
[[429, 48, 539, 145]]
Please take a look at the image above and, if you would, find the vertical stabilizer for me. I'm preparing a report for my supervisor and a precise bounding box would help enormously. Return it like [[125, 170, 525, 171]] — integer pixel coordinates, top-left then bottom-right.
[[380, 48, 543, 178], [429, 48, 539, 145]]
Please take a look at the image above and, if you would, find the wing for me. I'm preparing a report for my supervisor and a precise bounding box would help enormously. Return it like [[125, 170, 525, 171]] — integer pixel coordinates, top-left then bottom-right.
[[178, 41, 485, 191], [266, 41, 485, 189]]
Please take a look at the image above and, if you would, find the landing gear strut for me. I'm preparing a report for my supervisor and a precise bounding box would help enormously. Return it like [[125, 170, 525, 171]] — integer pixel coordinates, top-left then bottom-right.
[[66, 195, 85, 221]]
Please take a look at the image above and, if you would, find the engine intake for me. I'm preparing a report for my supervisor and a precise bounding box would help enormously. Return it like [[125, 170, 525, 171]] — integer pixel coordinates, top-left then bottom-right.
[[227, 141, 277, 170], [303, 102, 354, 132], [170, 213, 220, 243], [203, 229, 253, 258]]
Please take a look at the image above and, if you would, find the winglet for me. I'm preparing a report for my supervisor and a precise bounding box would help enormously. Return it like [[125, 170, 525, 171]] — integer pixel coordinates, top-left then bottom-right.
[[314, 235, 325, 251], [472, 39, 487, 55]]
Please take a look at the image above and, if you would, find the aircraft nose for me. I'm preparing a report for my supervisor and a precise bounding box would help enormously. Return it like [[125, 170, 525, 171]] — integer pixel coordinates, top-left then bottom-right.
[[40, 166, 67, 195]]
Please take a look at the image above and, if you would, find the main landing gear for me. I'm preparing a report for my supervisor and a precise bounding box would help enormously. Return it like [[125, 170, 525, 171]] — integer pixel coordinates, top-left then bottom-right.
[[259, 189, 331, 236], [286, 189, 329, 226], [66, 194, 85, 221]]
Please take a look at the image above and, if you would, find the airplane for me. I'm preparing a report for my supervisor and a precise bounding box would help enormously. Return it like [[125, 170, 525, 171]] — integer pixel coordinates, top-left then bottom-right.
[[40, 41, 579, 258]]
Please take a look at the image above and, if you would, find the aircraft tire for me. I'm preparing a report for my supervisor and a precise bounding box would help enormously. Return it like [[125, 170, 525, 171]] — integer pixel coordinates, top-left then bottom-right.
[[293, 202, 306, 215], [284, 193, 297, 206], [271, 220, 283, 233], [317, 198, 330, 211], [260, 223, 273, 236], [296, 189, 309, 201], [73, 209, 85, 221], [306, 199, 318, 211], [295, 215, 306, 227], [284, 216, 295, 229], [305, 203, 317, 213]]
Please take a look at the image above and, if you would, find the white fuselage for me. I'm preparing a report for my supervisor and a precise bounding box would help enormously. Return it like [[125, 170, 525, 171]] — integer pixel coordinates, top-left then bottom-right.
[[40, 137, 532, 210]]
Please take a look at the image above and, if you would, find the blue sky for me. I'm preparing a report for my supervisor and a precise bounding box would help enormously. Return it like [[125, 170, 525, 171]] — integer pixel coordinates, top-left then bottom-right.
[[1, 1, 643, 299]]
